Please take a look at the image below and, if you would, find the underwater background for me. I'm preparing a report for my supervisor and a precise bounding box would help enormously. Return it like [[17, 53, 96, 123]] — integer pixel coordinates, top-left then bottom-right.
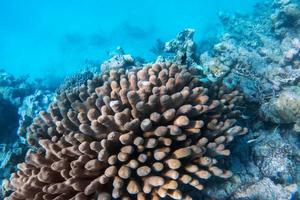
[[0, 0, 259, 79], [1, 0, 300, 199]]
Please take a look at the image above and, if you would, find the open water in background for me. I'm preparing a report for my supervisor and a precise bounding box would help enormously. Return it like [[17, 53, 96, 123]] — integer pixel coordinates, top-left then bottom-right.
[[0, 0, 260, 79]]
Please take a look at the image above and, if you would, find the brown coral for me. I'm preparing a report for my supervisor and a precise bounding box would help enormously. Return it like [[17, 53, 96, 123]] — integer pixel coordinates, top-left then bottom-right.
[[5, 62, 247, 200]]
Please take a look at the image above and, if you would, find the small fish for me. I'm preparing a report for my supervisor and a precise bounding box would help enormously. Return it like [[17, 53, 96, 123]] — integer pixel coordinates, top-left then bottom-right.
[[247, 139, 257, 143], [241, 115, 251, 119]]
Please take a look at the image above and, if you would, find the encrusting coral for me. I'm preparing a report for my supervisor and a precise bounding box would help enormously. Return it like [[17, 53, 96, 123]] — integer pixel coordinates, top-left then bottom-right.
[[260, 86, 300, 132], [4, 62, 247, 200]]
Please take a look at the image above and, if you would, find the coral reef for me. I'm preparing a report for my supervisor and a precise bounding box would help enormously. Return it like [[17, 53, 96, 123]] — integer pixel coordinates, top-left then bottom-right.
[[56, 70, 95, 95], [198, 1, 300, 197], [149, 0, 300, 198], [0, 140, 28, 199], [232, 178, 296, 200], [1, 0, 300, 199], [0, 94, 19, 143], [56, 59, 101, 94], [164, 29, 197, 66], [4, 62, 247, 199], [271, 0, 300, 37], [0, 70, 58, 194], [17, 90, 55, 139], [194, 0, 300, 122], [0, 70, 36, 143], [261, 86, 300, 132], [198, 50, 230, 83], [217, 0, 300, 102], [0, 70, 34, 106], [202, 126, 300, 199], [101, 47, 135, 73], [163, 0, 298, 105], [251, 128, 297, 182]]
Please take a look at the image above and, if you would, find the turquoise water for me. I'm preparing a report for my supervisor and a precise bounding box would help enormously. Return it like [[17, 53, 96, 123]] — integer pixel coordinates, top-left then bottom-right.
[[0, 0, 259, 79]]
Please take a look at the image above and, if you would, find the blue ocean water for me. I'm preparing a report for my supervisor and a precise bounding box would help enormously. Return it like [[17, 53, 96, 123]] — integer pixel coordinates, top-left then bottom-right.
[[0, 0, 260, 79]]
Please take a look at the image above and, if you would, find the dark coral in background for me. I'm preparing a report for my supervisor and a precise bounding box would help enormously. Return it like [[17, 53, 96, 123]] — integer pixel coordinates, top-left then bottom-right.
[[5, 63, 247, 200]]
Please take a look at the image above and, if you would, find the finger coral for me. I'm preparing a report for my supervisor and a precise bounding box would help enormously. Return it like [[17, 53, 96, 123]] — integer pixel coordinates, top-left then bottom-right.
[[5, 62, 247, 200]]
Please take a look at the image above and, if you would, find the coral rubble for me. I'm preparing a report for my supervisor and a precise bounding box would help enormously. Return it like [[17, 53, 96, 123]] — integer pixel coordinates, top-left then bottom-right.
[[4, 62, 246, 199]]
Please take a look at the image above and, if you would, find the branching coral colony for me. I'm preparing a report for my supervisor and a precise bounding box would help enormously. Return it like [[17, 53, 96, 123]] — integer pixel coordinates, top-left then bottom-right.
[[4, 62, 247, 200]]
